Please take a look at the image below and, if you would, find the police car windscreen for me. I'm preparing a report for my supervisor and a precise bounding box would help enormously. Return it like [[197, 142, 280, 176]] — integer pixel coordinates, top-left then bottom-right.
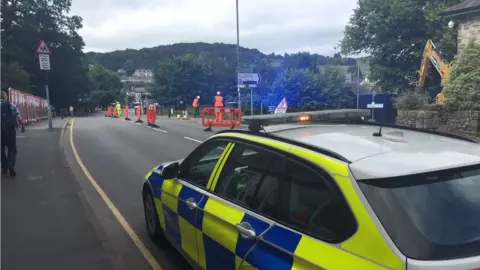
[[358, 164, 480, 261]]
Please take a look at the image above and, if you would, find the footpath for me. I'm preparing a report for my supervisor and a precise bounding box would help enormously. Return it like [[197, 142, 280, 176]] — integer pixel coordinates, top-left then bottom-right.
[[1, 118, 113, 270]]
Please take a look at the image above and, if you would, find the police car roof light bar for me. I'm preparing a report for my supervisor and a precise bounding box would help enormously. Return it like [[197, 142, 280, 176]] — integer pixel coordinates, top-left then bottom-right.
[[243, 109, 371, 132]]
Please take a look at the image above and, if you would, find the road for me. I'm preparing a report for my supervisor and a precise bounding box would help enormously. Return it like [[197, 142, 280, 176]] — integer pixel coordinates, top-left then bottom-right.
[[2, 113, 237, 270], [64, 115, 228, 269]]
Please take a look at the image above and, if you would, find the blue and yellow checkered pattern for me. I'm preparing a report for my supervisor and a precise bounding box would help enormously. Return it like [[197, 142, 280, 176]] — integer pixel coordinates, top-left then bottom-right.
[[146, 168, 395, 270]]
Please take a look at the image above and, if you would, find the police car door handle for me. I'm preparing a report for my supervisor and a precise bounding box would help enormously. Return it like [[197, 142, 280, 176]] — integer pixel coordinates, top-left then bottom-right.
[[185, 198, 198, 210], [235, 222, 256, 239]]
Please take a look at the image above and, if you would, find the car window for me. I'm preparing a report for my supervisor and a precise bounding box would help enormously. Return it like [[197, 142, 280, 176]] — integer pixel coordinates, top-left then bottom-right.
[[213, 142, 356, 243], [179, 141, 229, 188], [214, 143, 284, 218], [283, 160, 357, 243], [358, 165, 480, 260]]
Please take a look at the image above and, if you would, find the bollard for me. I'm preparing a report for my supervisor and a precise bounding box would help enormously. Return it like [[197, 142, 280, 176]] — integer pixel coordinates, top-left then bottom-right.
[[135, 105, 143, 123], [146, 104, 159, 128], [124, 105, 131, 121]]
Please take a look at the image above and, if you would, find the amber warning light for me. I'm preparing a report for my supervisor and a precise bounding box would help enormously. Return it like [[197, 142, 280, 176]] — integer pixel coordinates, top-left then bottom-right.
[[297, 114, 311, 122]]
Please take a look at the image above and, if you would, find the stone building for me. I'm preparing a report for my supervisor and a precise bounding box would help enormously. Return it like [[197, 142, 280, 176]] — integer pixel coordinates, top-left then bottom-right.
[[443, 0, 480, 54]]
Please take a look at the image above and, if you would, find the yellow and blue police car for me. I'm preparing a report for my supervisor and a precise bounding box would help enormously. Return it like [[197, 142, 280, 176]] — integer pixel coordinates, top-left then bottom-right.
[[142, 109, 480, 270]]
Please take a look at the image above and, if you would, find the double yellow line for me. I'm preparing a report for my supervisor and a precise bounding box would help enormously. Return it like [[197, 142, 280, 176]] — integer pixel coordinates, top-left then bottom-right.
[[68, 118, 162, 270]]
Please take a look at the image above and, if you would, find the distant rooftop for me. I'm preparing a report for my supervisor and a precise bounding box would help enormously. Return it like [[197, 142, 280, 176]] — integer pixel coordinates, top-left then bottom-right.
[[262, 124, 480, 179], [442, 0, 480, 16]]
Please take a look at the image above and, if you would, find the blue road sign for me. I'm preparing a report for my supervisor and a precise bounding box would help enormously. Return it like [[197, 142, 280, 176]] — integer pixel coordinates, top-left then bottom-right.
[[237, 73, 261, 88]]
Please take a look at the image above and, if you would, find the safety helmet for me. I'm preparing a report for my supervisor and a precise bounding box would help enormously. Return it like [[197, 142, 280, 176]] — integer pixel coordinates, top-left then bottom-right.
[[217, 91, 220, 95], [197, 96, 200, 99]]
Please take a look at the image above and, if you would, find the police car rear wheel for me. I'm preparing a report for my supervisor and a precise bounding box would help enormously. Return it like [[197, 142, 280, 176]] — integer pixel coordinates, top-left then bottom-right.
[[143, 192, 164, 243]]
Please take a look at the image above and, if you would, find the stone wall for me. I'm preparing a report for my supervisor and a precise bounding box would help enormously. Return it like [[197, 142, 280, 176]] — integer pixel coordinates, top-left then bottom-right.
[[396, 109, 480, 138], [457, 12, 480, 54]]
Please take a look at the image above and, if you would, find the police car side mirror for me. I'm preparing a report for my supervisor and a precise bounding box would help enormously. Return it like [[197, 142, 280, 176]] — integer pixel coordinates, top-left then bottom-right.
[[162, 162, 180, 179]]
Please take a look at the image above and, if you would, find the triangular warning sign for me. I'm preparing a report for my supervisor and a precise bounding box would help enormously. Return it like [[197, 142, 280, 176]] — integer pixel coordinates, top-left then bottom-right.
[[36, 40, 51, 54], [274, 98, 288, 114]]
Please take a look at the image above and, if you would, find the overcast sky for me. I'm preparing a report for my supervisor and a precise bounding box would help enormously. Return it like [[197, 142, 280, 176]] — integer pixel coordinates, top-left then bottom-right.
[[71, 0, 358, 56]]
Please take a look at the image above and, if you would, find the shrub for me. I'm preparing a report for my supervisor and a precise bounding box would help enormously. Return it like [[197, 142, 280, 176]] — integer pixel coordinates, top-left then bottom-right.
[[444, 39, 480, 110], [394, 91, 429, 110]]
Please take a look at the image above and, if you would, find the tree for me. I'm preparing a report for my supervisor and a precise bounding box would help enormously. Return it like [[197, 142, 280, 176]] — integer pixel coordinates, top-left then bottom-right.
[[268, 66, 353, 112], [86, 42, 358, 78], [87, 64, 123, 108], [444, 40, 480, 110], [1, 62, 30, 91], [153, 54, 208, 105], [1, 0, 93, 107], [340, 0, 462, 93], [123, 59, 135, 76], [89, 65, 123, 92]]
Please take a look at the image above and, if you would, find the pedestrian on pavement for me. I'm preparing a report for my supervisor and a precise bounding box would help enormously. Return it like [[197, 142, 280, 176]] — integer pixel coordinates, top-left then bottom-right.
[[1, 91, 25, 177], [61, 107, 68, 119], [192, 96, 200, 118], [177, 97, 186, 119], [49, 104, 56, 118], [214, 91, 224, 122]]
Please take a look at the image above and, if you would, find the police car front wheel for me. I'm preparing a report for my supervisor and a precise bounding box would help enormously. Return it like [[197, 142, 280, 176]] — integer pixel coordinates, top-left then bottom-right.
[[143, 192, 164, 243]]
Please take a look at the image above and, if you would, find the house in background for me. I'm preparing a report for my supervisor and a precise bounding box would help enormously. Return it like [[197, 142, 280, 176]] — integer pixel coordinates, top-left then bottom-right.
[[442, 0, 480, 53]]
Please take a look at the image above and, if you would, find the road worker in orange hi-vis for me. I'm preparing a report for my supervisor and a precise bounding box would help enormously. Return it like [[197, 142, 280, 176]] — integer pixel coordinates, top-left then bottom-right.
[[192, 96, 200, 118], [214, 91, 223, 122]]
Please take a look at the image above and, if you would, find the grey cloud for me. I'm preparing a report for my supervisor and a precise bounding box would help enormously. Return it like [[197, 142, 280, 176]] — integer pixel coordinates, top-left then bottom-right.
[[72, 0, 357, 56]]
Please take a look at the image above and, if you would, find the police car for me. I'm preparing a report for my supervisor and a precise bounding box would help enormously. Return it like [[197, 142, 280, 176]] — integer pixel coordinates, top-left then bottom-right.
[[142, 109, 480, 270]]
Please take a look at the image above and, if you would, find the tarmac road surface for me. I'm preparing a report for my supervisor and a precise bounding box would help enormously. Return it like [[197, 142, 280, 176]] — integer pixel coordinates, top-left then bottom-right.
[[2, 115, 230, 270]]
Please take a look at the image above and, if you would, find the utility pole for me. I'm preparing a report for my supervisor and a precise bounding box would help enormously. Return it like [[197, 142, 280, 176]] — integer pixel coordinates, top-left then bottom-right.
[[356, 58, 360, 109], [236, 0, 241, 111]]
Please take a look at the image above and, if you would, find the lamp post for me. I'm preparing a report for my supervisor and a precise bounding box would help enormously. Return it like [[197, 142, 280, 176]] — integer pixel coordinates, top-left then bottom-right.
[[356, 58, 360, 109], [236, 0, 241, 110]]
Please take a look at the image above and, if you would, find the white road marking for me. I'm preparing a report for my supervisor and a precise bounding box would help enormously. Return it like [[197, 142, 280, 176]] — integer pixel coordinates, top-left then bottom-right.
[[135, 123, 141, 125], [184, 137, 203, 143], [16, 135, 26, 138], [153, 128, 168, 133]]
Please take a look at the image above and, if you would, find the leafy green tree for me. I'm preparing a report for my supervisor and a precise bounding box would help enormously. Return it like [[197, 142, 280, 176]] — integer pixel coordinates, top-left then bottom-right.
[[269, 66, 353, 112], [444, 40, 480, 110], [340, 0, 461, 93], [89, 90, 121, 109], [89, 65, 123, 92], [153, 54, 208, 105], [123, 59, 135, 76], [1, 0, 92, 107], [1, 62, 30, 91], [87, 64, 123, 107]]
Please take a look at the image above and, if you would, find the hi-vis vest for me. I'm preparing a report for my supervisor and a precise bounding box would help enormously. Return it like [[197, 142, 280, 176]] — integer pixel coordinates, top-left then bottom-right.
[[214, 95, 223, 107], [193, 98, 199, 107]]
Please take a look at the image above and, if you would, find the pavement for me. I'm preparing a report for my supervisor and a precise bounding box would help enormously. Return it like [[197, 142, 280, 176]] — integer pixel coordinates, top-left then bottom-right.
[[1, 113, 244, 270], [1, 118, 113, 270]]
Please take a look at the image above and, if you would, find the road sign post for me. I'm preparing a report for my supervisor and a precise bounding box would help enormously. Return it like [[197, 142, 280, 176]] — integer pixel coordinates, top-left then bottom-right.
[[250, 87, 253, 116], [371, 90, 376, 121], [36, 40, 52, 130]]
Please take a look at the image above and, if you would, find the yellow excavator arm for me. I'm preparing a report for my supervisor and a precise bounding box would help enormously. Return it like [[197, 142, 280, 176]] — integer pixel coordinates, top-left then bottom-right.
[[418, 39, 451, 87]]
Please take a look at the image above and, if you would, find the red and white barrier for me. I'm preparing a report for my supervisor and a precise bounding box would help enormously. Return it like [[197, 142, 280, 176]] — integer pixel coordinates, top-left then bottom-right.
[[8, 87, 48, 124], [201, 107, 243, 131]]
